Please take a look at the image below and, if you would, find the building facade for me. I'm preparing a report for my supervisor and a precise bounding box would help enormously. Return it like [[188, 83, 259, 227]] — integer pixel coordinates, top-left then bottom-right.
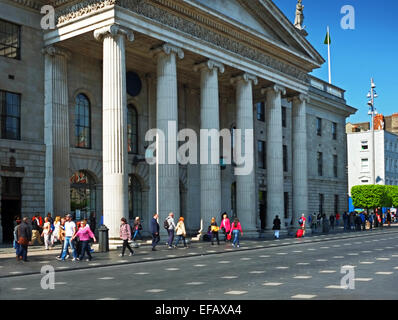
[[0, 0, 355, 242], [347, 130, 398, 196]]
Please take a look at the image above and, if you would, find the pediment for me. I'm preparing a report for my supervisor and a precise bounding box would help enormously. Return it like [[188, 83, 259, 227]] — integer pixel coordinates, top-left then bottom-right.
[[189, 0, 325, 68]]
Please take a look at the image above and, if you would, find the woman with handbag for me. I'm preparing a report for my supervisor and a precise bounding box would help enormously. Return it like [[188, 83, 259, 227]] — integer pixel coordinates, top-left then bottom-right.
[[220, 213, 231, 243], [132, 217, 143, 241], [17, 217, 32, 262], [210, 217, 220, 245]]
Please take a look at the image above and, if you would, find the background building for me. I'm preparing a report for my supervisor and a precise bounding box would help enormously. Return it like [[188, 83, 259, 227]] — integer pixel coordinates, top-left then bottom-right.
[[0, 0, 355, 243]]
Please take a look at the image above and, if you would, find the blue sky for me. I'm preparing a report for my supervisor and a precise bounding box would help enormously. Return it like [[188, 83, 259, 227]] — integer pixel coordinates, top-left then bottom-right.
[[275, 0, 397, 123]]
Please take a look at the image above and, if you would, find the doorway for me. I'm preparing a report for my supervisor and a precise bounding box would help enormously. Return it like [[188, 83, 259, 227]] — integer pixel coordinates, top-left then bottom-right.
[[1, 177, 22, 243]]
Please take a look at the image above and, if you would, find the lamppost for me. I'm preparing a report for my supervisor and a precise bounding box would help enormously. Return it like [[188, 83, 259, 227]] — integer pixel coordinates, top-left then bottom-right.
[[367, 78, 378, 185]]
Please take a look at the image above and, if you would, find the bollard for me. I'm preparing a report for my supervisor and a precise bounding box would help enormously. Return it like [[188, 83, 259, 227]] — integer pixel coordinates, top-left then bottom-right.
[[98, 225, 109, 252]]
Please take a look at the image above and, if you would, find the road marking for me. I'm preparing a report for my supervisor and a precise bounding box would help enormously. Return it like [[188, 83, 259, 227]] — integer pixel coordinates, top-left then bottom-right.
[[354, 278, 373, 282], [221, 276, 238, 279], [260, 255, 271, 258], [294, 276, 312, 279], [320, 247, 330, 249], [56, 267, 69, 269], [291, 294, 317, 299], [11, 288, 27, 291], [275, 266, 289, 269], [332, 245, 341, 247], [98, 277, 114, 280], [225, 291, 248, 295], [376, 258, 390, 261], [165, 268, 180, 271], [292, 251, 303, 253], [146, 289, 165, 293], [250, 271, 266, 274], [361, 251, 372, 253], [386, 247, 394, 249], [325, 285, 346, 289], [240, 258, 251, 261], [297, 263, 310, 265], [135, 272, 149, 275], [375, 272, 393, 275], [375, 249, 384, 251], [347, 253, 359, 256], [307, 249, 316, 251], [9, 271, 22, 274], [218, 261, 231, 264], [319, 270, 336, 274], [97, 297, 119, 300], [194, 264, 207, 267], [333, 256, 344, 259], [263, 282, 283, 286], [392, 255, 398, 258], [276, 253, 288, 255], [206, 251, 216, 253], [186, 282, 204, 286], [360, 262, 375, 264], [316, 259, 328, 262]]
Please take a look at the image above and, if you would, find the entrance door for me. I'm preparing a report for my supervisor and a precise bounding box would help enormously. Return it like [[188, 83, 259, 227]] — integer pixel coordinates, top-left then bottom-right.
[[1, 177, 22, 243]]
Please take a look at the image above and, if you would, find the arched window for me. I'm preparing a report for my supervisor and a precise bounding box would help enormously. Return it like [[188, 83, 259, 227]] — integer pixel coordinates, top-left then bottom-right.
[[74, 93, 91, 149], [70, 171, 96, 220], [127, 104, 138, 154], [129, 175, 142, 220]]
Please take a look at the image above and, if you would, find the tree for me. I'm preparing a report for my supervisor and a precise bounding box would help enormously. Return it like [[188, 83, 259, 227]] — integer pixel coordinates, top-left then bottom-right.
[[351, 185, 390, 210], [387, 185, 398, 208]]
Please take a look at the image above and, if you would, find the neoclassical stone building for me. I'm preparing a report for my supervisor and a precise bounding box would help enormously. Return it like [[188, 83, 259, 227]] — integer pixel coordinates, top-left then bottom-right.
[[0, 0, 356, 242]]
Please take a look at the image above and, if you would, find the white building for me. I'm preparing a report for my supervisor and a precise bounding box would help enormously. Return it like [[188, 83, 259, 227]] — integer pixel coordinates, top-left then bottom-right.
[[0, 0, 356, 243], [347, 130, 398, 195]]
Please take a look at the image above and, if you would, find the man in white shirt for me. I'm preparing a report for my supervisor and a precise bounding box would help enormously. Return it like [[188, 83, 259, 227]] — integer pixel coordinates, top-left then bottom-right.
[[166, 212, 176, 249], [57, 214, 78, 261]]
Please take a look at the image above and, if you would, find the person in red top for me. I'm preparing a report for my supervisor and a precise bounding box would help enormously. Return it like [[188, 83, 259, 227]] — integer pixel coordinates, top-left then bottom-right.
[[299, 213, 306, 237], [229, 218, 243, 248], [336, 213, 341, 227], [220, 213, 231, 243], [72, 220, 96, 261]]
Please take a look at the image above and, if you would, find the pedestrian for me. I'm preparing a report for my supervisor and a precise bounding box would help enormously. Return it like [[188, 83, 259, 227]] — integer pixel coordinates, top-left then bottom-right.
[[132, 217, 143, 241], [336, 212, 340, 227], [360, 212, 366, 231], [41, 217, 53, 250], [56, 218, 69, 259], [13, 218, 22, 260], [31, 213, 43, 245], [174, 217, 187, 248], [369, 212, 374, 230], [299, 213, 306, 237], [47, 212, 54, 225], [56, 214, 78, 261], [51, 216, 61, 245], [272, 215, 281, 239], [165, 212, 176, 249], [349, 212, 355, 231], [89, 211, 97, 233], [151, 213, 160, 251], [210, 217, 220, 245], [17, 217, 32, 262], [329, 214, 335, 230], [72, 220, 96, 261], [343, 211, 348, 231], [387, 210, 392, 227], [220, 212, 231, 242], [230, 218, 243, 248], [311, 213, 317, 233], [119, 217, 134, 257]]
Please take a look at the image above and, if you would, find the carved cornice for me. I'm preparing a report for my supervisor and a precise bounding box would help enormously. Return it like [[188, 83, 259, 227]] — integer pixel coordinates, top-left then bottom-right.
[[261, 84, 287, 96], [150, 43, 184, 60], [55, 0, 308, 82], [93, 24, 134, 42], [193, 59, 225, 74], [288, 93, 310, 104], [42, 45, 72, 60]]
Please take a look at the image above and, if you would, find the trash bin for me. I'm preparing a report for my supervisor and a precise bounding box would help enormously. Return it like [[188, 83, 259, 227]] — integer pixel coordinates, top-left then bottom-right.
[[98, 225, 109, 252]]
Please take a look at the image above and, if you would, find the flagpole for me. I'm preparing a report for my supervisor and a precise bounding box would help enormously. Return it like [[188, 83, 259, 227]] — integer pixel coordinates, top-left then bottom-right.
[[327, 26, 332, 84], [156, 132, 159, 215]]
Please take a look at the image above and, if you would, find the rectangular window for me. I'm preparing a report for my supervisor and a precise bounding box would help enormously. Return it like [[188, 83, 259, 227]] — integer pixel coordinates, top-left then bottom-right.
[[282, 107, 287, 128], [256, 102, 265, 122], [333, 155, 338, 178], [316, 118, 322, 136], [317, 152, 323, 176], [319, 194, 324, 215], [0, 19, 21, 60], [283, 145, 288, 172], [284, 192, 289, 220], [332, 122, 337, 140], [257, 140, 266, 169], [361, 158, 369, 171], [0, 90, 21, 140], [361, 141, 369, 150]]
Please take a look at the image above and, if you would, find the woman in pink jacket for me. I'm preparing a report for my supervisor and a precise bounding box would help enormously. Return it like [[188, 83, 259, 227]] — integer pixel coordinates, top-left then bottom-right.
[[72, 220, 96, 261], [220, 213, 231, 243], [229, 218, 243, 248], [119, 217, 135, 257]]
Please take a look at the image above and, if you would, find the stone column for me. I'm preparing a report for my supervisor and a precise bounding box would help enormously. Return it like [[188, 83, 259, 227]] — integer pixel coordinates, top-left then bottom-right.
[[262, 84, 286, 231], [94, 25, 134, 239], [194, 60, 224, 235], [291, 94, 309, 225], [231, 73, 258, 237], [152, 44, 184, 236], [43, 46, 71, 216]]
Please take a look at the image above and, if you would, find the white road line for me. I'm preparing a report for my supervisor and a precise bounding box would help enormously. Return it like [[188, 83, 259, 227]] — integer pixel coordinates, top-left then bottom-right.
[[361, 251, 372, 253], [194, 264, 207, 267], [11, 288, 27, 291], [165, 268, 180, 271], [135, 272, 150, 275], [9, 271, 22, 274], [375, 272, 394, 275], [293, 276, 312, 279], [354, 278, 373, 282], [97, 297, 119, 300], [297, 263, 310, 265], [98, 277, 114, 280], [320, 247, 330, 249], [221, 276, 238, 279], [146, 289, 165, 293], [186, 282, 204, 285], [275, 266, 289, 269], [291, 294, 317, 299], [325, 285, 346, 289], [316, 259, 328, 262], [218, 261, 231, 264], [225, 291, 248, 295], [292, 251, 303, 253], [360, 262, 375, 264], [333, 256, 344, 259], [319, 270, 336, 274], [347, 253, 359, 256], [250, 271, 266, 274], [376, 258, 390, 261], [263, 282, 283, 286], [260, 255, 271, 258], [240, 258, 252, 261], [276, 253, 288, 255]]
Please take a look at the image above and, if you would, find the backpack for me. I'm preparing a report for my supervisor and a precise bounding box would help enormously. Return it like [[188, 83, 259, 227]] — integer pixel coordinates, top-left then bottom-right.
[[163, 219, 169, 229]]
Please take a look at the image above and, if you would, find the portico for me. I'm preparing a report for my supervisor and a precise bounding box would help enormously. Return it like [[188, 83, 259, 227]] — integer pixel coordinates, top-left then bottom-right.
[[40, 0, 329, 239]]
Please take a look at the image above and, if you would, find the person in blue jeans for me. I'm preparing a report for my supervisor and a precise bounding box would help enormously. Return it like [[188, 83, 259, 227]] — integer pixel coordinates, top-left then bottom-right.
[[57, 214, 77, 261], [229, 218, 243, 248]]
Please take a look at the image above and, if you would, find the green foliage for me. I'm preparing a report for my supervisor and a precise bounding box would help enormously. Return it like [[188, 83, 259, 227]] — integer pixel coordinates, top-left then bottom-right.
[[386, 185, 398, 208], [351, 185, 390, 209]]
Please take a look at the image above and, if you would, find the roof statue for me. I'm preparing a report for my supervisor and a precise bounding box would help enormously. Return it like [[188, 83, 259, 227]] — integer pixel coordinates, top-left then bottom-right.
[[294, 0, 305, 30]]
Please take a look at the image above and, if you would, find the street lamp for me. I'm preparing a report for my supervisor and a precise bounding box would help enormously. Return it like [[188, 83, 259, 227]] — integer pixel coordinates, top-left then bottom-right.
[[367, 78, 379, 185]]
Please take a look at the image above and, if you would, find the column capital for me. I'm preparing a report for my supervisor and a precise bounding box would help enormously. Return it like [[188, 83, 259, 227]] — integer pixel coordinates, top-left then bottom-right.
[[288, 93, 310, 104], [230, 73, 258, 86], [261, 84, 286, 96], [94, 24, 134, 42], [193, 59, 225, 74], [150, 43, 184, 60], [42, 45, 72, 60]]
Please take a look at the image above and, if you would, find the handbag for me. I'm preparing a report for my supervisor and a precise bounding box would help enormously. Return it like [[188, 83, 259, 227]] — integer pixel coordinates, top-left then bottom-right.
[[18, 237, 29, 246], [227, 233, 232, 241]]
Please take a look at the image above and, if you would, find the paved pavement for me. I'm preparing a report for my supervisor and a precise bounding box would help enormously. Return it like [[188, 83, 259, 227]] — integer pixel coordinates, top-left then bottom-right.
[[1, 226, 398, 300]]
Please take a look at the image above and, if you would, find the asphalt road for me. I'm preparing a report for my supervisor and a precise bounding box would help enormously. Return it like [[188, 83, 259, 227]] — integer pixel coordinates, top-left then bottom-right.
[[1, 230, 398, 300]]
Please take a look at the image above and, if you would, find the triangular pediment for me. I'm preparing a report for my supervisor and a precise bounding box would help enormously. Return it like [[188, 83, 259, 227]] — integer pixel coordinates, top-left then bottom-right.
[[189, 0, 325, 68]]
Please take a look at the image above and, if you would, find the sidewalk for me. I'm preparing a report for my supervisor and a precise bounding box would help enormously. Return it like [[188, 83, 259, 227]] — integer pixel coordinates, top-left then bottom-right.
[[1, 225, 397, 279]]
